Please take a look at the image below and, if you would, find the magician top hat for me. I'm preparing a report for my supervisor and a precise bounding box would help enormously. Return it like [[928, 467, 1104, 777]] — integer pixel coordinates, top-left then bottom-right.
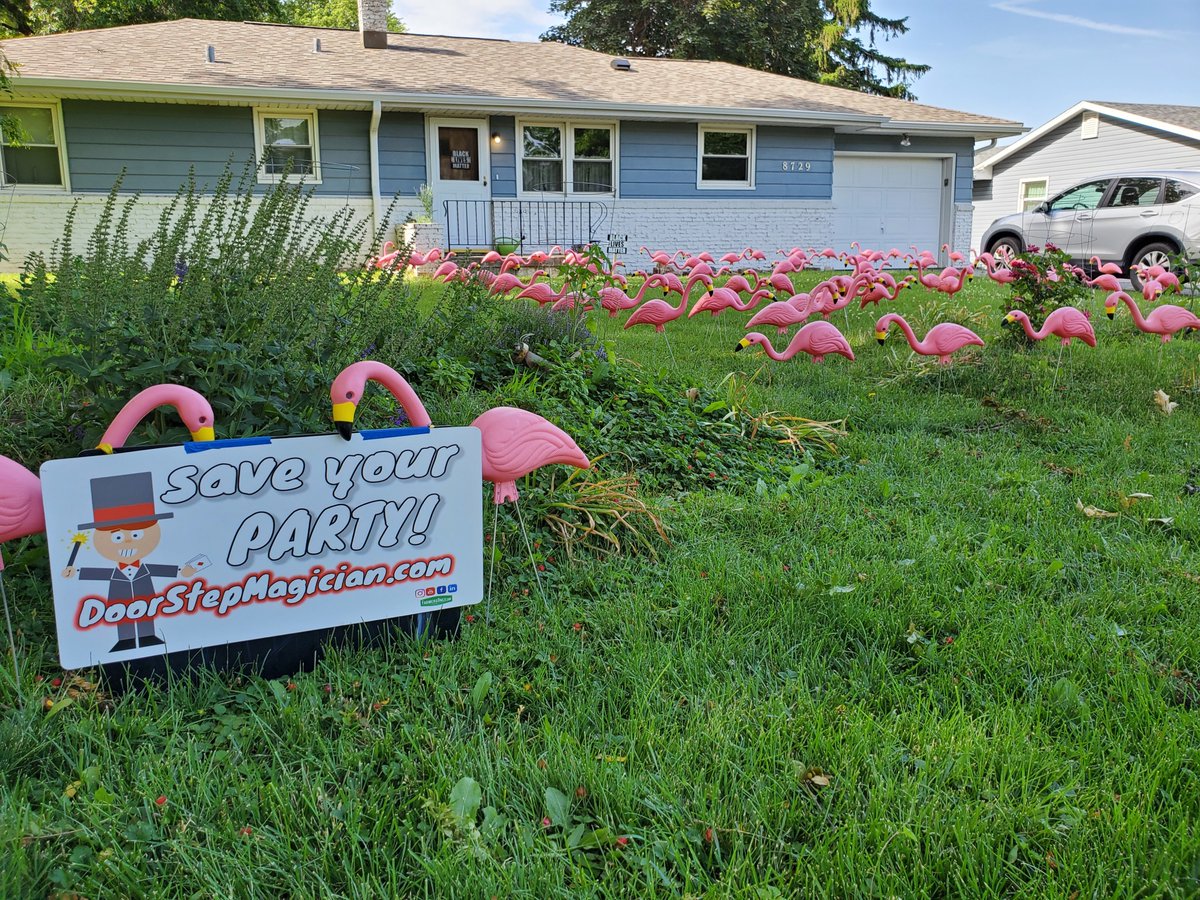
[[78, 472, 175, 530]]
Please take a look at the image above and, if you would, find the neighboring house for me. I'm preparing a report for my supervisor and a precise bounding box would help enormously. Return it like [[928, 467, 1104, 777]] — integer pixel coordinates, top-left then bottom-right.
[[0, 6, 1020, 272], [972, 100, 1200, 251]]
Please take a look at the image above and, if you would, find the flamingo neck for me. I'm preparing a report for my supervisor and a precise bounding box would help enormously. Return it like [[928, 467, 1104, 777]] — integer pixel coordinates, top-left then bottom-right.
[[1015, 315, 1043, 341], [757, 337, 789, 361], [1119, 293, 1149, 329], [99, 385, 208, 450], [634, 276, 661, 303], [888, 316, 921, 351], [343, 361, 432, 428], [677, 274, 708, 312]]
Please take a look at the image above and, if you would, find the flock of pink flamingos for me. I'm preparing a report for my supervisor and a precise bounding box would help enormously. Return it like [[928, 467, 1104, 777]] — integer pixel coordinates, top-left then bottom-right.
[[373, 241, 1198, 365], [2, 241, 1196, 634]]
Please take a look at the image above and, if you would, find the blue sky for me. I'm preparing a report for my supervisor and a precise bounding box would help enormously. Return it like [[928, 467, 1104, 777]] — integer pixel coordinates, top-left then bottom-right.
[[397, 0, 1198, 140]]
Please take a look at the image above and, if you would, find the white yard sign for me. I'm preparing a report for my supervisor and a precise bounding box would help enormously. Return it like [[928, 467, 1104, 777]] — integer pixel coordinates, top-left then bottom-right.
[[40, 428, 483, 669]]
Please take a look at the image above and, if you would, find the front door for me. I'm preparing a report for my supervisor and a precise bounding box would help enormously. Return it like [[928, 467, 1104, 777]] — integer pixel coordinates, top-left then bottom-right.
[[428, 118, 491, 247]]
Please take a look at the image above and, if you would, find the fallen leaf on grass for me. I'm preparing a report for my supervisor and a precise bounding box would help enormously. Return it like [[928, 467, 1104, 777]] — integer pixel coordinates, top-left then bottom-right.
[[1118, 492, 1153, 509], [1076, 499, 1119, 519], [1146, 517, 1174, 528], [1153, 390, 1178, 415]]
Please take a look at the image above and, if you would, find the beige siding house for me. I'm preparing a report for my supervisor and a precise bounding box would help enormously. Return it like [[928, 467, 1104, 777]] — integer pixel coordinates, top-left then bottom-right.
[[972, 101, 1200, 250]]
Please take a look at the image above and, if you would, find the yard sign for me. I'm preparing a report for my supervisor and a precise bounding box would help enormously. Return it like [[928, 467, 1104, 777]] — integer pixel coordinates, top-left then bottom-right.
[[40, 428, 483, 669]]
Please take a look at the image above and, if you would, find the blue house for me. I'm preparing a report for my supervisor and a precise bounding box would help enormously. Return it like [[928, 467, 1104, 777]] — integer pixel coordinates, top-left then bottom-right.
[[0, 8, 1022, 269]]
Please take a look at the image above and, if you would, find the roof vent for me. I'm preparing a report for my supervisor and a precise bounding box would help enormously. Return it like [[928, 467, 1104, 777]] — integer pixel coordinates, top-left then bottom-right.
[[313, 37, 322, 53], [611, 57, 632, 71], [205, 45, 215, 63]]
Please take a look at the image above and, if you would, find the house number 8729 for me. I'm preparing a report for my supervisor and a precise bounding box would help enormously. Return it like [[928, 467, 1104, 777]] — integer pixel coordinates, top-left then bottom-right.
[[782, 161, 812, 172]]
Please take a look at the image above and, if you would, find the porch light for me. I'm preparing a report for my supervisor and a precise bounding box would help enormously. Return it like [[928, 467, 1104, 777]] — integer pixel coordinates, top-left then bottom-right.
[[491, 132, 502, 145], [900, 133, 911, 147]]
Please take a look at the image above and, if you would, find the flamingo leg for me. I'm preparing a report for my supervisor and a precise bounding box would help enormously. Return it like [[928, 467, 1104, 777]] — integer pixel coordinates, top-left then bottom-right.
[[662, 328, 676, 367], [1050, 341, 1064, 395], [515, 499, 549, 611], [486, 500, 499, 623], [0, 573, 21, 701]]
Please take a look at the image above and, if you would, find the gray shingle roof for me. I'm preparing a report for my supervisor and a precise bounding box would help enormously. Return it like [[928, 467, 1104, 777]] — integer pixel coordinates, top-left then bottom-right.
[[1095, 102, 1200, 134], [0, 19, 1021, 131]]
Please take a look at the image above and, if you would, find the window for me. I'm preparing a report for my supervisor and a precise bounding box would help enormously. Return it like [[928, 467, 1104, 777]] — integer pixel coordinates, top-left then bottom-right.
[[0, 104, 66, 188], [1018, 177, 1048, 212], [698, 126, 754, 188], [1047, 179, 1110, 212], [1165, 180, 1197, 204], [1102, 177, 1162, 208], [572, 127, 612, 193], [519, 122, 615, 194], [254, 109, 320, 182], [522, 125, 562, 192]]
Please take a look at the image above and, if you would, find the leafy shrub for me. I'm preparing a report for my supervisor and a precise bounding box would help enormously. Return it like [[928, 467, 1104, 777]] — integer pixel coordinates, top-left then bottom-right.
[[13, 162, 415, 453], [997, 243, 1092, 344]]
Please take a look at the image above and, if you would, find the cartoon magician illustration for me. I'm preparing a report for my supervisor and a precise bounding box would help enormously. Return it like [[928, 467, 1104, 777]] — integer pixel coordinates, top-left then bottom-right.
[[62, 472, 199, 653]]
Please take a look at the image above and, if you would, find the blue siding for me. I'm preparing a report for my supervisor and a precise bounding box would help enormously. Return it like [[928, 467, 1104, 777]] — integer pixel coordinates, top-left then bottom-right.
[[61, 100, 369, 196], [378, 111, 425, 199], [834, 134, 974, 203], [489, 115, 516, 198], [619, 121, 834, 200]]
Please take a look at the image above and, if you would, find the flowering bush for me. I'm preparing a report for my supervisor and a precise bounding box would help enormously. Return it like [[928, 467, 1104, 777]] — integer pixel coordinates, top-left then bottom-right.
[[998, 243, 1092, 344]]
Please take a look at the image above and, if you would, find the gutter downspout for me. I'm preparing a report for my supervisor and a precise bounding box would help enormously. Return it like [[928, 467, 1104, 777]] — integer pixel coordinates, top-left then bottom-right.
[[369, 99, 383, 240]]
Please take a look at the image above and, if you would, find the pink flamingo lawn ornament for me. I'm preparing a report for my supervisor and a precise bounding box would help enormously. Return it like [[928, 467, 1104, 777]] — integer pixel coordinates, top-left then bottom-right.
[[597, 274, 669, 317], [432, 260, 461, 282], [1003, 308, 1096, 348], [96, 384, 216, 453], [746, 294, 818, 335], [875, 314, 985, 365], [471, 406, 590, 609], [1105, 291, 1200, 342], [735, 322, 855, 364], [375, 246, 444, 270], [1090, 256, 1123, 277], [489, 269, 546, 296], [513, 279, 573, 307], [0, 454, 45, 690], [625, 272, 713, 363], [331, 360, 432, 439], [687, 287, 773, 319], [859, 275, 916, 308], [1004, 307, 1096, 391]]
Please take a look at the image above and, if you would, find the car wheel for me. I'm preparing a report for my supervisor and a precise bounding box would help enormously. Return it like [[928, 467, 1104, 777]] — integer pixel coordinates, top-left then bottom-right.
[[1129, 241, 1177, 291], [987, 235, 1021, 263]]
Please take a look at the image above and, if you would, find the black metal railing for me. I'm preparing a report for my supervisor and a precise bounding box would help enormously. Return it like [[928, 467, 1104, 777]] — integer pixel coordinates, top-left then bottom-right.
[[442, 198, 612, 251]]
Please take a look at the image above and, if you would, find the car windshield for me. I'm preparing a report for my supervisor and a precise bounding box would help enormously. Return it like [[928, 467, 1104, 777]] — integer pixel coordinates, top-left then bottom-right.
[[1047, 179, 1111, 212]]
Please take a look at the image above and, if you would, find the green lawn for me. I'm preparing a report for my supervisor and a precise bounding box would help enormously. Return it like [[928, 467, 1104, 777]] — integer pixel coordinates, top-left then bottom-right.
[[3, 274, 1199, 896]]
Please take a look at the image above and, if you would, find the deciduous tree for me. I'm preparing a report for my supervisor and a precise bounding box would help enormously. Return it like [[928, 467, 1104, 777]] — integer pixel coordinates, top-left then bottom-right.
[[542, 0, 929, 99]]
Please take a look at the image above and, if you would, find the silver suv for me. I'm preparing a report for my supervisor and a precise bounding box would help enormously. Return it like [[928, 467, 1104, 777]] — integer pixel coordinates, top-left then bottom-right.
[[979, 170, 1200, 289]]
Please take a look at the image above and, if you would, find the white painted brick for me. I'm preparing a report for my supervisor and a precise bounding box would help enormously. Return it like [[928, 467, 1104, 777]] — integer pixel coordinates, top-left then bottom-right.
[[600, 199, 836, 268], [0, 193, 396, 272]]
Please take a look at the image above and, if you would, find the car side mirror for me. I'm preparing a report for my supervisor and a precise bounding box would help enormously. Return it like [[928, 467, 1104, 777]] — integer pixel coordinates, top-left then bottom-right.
[[1034, 202, 1050, 214]]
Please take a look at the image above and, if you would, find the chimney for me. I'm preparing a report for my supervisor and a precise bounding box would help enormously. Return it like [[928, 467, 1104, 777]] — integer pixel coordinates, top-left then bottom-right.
[[357, 0, 389, 49]]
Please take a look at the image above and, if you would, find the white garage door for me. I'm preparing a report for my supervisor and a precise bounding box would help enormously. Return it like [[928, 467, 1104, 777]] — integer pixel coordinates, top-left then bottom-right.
[[832, 155, 945, 255]]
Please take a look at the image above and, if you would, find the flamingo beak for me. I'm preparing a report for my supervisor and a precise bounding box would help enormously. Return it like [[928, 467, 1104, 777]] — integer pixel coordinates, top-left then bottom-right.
[[734, 338, 750, 352], [875, 330, 887, 344], [1004, 314, 1017, 324], [1105, 307, 1115, 320], [333, 401, 357, 440], [190, 426, 215, 443]]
